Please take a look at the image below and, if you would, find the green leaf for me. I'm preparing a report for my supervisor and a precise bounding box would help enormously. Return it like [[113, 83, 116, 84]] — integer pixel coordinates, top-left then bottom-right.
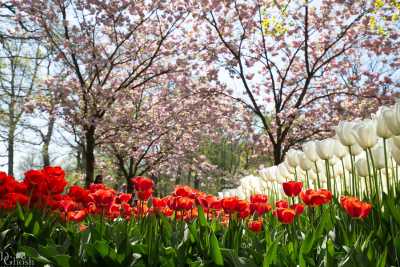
[[94, 240, 109, 257], [384, 196, 400, 226], [376, 248, 387, 267], [210, 232, 224, 266], [197, 206, 207, 227], [24, 212, 33, 228], [300, 231, 314, 255], [20, 246, 52, 264], [325, 239, 335, 267], [263, 241, 278, 267], [32, 222, 40, 236], [53, 255, 71, 267], [16, 203, 25, 221], [221, 248, 257, 267]]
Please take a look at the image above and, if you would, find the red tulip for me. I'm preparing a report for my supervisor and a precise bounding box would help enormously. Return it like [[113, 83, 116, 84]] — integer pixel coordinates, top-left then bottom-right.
[[117, 193, 132, 203], [152, 197, 167, 209], [92, 189, 115, 208], [300, 189, 332, 207], [69, 186, 91, 203], [221, 197, 239, 214], [290, 203, 305, 215], [67, 210, 87, 222], [236, 199, 249, 212], [197, 195, 218, 209], [340, 196, 372, 219], [282, 181, 303, 197], [274, 208, 296, 224], [248, 220, 263, 232], [250, 202, 272, 216], [173, 185, 193, 197], [209, 199, 222, 210], [239, 207, 251, 219], [137, 189, 153, 201], [88, 183, 106, 193], [131, 177, 154, 191], [175, 196, 195, 210], [275, 200, 289, 208], [5, 193, 29, 207], [162, 207, 174, 217], [43, 166, 67, 194], [250, 194, 268, 203]]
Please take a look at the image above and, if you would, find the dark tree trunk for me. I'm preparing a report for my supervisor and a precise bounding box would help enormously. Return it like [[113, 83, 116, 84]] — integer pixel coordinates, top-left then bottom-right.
[[273, 141, 284, 165], [7, 126, 15, 176], [85, 126, 96, 187], [42, 117, 55, 167]]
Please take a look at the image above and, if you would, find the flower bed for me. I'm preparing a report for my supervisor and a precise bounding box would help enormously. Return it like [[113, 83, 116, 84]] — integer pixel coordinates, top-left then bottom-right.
[[0, 166, 399, 266]]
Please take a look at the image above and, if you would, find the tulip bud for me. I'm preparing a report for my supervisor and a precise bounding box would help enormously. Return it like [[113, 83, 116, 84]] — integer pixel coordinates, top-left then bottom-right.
[[352, 119, 378, 150], [336, 121, 356, 146], [371, 144, 385, 170], [375, 106, 394, 139], [389, 139, 400, 165], [297, 152, 313, 171], [285, 149, 300, 168], [355, 157, 369, 177], [316, 138, 335, 160], [343, 155, 352, 172], [349, 143, 363, 156], [277, 162, 292, 180], [391, 135, 400, 149], [333, 138, 348, 159], [302, 141, 319, 162], [382, 103, 400, 136]]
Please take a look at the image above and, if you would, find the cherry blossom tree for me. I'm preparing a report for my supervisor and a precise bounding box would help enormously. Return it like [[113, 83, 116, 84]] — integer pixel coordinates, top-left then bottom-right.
[[14, 0, 196, 185], [193, 0, 399, 164], [95, 77, 245, 192]]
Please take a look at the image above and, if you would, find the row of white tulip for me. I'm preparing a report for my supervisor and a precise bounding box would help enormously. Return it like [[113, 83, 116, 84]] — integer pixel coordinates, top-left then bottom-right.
[[224, 102, 400, 201]]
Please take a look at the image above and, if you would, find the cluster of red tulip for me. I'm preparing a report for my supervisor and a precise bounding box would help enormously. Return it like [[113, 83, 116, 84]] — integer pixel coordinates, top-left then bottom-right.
[[0, 167, 372, 230], [340, 196, 372, 219]]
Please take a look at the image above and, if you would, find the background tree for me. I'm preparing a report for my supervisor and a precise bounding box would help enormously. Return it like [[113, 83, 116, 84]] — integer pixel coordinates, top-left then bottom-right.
[[15, 0, 195, 185], [193, 0, 399, 164], [0, 11, 45, 175]]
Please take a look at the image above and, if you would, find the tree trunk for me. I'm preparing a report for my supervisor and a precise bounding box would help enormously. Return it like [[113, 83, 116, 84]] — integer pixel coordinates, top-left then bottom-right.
[[42, 117, 55, 167], [85, 126, 96, 187], [7, 126, 15, 176], [273, 141, 283, 165]]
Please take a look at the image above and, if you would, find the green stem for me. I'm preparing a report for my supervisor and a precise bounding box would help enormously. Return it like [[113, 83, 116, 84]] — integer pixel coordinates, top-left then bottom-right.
[[383, 139, 391, 196], [368, 148, 380, 204], [315, 161, 321, 188]]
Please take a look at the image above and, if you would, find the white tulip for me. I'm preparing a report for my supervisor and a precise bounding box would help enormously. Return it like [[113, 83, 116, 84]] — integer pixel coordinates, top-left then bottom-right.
[[335, 121, 356, 146], [302, 141, 319, 162], [277, 162, 292, 180], [297, 151, 313, 171], [313, 160, 327, 176], [371, 144, 385, 170], [343, 155, 352, 172], [333, 163, 344, 177], [375, 106, 394, 139], [349, 142, 363, 156], [355, 156, 369, 177], [389, 139, 400, 165], [391, 135, 400, 149], [316, 138, 335, 160], [352, 119, 378, 149], [333, 138, 348, 159], [286, 149, 300, 168], [328, 156, 339, 166], [382, 103, 400, 136]]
